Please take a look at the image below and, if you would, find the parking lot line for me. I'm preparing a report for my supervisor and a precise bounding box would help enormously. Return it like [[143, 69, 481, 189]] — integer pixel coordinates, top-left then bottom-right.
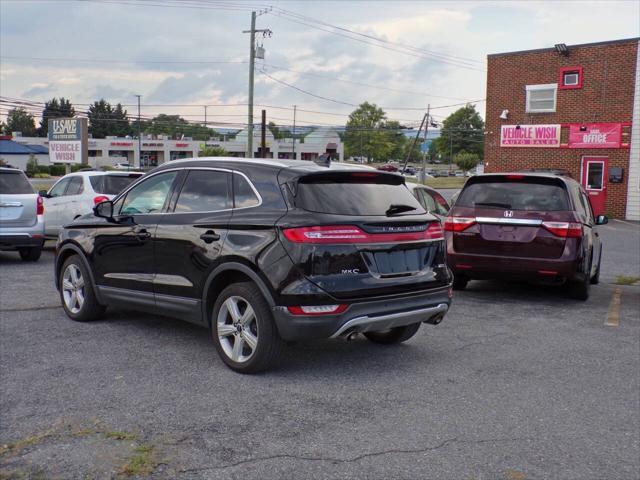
[[604, 287, 622, 327], [612, 219, 640, 228]]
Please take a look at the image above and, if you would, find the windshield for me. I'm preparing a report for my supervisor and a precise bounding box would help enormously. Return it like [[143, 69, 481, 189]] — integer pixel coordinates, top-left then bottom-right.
[[294, 172, 425, 216], [0, 171, 34, 194], [457, 178, 570, 211], [90, 174, 142, 195]]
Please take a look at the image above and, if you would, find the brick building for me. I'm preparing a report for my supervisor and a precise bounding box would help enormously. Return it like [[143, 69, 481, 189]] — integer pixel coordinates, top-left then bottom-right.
[[484, 38, 640, 220]]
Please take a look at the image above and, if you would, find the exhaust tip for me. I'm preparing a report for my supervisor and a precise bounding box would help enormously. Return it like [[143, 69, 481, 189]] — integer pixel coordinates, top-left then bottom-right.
[[346, 332, 359, 342], [425, 314, 444, 325]]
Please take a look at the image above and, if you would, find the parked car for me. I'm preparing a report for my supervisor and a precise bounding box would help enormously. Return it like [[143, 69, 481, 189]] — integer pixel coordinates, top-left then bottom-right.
[[444, 173, 606, 300], [41, 171, 144, 237], [113, 162, 132, 170], [407, 183, 450, 220], [432, 171, 449, 178], [402, 166, 417, 175], [0, 167, 45, 261], [54, 158, 453, 373], [377, 164, 398, 172]]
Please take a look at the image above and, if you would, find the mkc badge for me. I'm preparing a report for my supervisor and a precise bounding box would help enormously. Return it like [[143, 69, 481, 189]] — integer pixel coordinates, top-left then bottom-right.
[[504, 210, 514, 218]]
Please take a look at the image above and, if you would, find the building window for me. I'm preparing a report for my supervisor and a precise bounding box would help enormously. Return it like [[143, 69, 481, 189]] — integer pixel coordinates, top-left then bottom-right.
[[559, 66, 583, 90], [525, 83, 557, 113]]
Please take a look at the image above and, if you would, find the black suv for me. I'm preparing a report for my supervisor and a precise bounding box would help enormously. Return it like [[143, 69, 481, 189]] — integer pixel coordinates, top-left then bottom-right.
[[55, 159, 452, 372]]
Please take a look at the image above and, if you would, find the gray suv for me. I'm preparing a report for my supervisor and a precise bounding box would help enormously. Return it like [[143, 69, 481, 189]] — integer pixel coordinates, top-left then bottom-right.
[[0, 167, 45, 261]]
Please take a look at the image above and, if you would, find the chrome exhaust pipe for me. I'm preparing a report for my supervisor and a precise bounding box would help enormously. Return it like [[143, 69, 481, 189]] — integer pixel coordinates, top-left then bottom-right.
[[346, 332, 359, 341], [424, 314, 444, 325]]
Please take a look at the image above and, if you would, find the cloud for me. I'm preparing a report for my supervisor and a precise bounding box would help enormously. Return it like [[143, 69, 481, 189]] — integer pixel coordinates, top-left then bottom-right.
[[22, 83, 56, 97]]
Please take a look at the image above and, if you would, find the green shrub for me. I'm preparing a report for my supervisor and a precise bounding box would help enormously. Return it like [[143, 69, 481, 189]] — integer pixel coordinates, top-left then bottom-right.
[[26, 155, 38, 177], [36, 165, 50, 174], [49, 164, 66, 176], [33, 172, 51, 178]]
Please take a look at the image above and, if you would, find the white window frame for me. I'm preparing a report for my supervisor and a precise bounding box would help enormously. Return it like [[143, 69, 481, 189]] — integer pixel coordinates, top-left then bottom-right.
[[525, 83, 558, 113], [563, 72, 579, 86]]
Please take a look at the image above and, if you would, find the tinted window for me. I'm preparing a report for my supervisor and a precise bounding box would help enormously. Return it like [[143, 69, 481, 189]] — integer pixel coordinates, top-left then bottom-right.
[[48, 178, 71, 197], [295, 173, 424, 216], [120, 171, 177, 215], [457, 178, 569, 211], [233, 173, 260, 208], [581, 191, 594, 222], [65, 177, 84, 195], [0, 171, 34, 194], [174, 170, 231, 213], [90, 174, 142, 195]]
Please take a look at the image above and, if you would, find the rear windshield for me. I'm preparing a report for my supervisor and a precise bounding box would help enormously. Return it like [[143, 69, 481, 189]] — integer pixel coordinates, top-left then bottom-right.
[[457, 177, 570, 211], [0, 171, 34, 194], [293, 172, 425, 216], [90, 174, 142, 195]]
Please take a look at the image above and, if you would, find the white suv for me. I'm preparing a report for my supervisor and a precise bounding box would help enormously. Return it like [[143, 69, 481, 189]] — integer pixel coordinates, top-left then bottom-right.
[[42, 171, 143, 236]]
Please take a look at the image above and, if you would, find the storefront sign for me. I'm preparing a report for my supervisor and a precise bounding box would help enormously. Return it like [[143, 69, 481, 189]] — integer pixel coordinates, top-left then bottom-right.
[[143, 142, 164, 147], [568, 123, 621, 149], [110, 141, 133, 147], [500, 124, 561, 147], [48, 118, 87, 164], [175, 143, 189, 147]]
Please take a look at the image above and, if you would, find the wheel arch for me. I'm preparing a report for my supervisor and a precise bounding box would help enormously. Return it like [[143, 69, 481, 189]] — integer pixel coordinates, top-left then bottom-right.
[[55, 242, 102, 303], [202, 262, 276, 326]]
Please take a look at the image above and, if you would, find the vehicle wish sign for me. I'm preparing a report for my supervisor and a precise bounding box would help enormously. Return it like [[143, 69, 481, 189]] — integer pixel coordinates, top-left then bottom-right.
[[500, 124, 561, 147]]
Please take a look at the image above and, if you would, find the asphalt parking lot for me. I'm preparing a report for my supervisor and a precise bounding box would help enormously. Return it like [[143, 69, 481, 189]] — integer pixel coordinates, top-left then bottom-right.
[[1, 221, 638, 479]]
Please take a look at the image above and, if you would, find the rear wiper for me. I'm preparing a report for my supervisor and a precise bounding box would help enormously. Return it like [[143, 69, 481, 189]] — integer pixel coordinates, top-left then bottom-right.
[[474, 202, 512, 209], [385, 204, 417, 216]]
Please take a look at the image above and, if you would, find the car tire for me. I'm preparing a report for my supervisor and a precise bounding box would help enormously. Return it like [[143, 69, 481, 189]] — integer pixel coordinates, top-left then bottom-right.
[[59, 255, 106, 321], [211, 282, 285, 374], [363, 322, 421, 345], [590, 246, 602, 285], [19, 247, 42, 262], [569, 258, 592, 301], [452, 274, 469, 291]]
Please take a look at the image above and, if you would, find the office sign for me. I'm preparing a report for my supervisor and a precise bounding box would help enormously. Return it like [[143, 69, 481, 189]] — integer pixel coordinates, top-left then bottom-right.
[[568, 123, 621, 149], [48, 118, 87, 164], [500, 124, 561, 147]]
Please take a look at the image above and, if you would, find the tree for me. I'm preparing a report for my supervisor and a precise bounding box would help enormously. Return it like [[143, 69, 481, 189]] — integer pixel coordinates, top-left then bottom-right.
[[434, 104, 484, 161], [454, 151, 480, 172], [199, 145, 228, 157], [6, 108, 37, 136], [142, 114, 213, 140], [344, 102, 406, 162], [267, 121, 284, 140], [87, 99, 131, 138], [38, 98, 75, 136]]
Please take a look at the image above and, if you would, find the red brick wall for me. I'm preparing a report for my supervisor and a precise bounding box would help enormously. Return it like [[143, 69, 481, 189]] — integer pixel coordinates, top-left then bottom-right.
[[484, 39, 638, 218]]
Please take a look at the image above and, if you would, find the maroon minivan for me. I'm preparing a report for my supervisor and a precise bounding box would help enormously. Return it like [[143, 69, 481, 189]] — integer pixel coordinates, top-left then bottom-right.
[[444, 173, 607, 300]]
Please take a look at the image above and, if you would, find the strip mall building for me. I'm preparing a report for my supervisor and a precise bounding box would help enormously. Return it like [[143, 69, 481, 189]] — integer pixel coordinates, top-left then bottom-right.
[[484, 38, 640, 220]]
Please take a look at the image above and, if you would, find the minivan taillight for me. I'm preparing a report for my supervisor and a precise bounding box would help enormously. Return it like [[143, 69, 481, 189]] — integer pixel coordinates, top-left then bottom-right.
[[287, 305, 348, 316], [444, 216, 476, 232], [36, 195, 44, 215], [282, 224, 443, 244], [94, 195, 110, 205], [542, 221, 582, 238]]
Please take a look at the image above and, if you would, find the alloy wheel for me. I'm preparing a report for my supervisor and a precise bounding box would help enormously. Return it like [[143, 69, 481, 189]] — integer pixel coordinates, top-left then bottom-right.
[[217, 296, 259, 363], [62, 264, 85, 314]]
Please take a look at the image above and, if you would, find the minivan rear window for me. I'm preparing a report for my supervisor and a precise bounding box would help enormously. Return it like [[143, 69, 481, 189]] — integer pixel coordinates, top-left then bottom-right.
[[457, 177, 570, 211], [294, 172, 425, 216], [90, 174, 143, 195], [0, 171, 34, 194]]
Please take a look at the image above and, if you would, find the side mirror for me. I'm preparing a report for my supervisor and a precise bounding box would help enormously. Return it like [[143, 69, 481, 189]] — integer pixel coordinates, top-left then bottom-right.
[[38, 190, 50, 198], [595, 215, 608, 225], [94, 200, 114, 219]]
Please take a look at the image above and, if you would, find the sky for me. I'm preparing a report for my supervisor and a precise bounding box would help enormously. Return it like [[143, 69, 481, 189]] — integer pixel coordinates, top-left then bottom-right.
[[1, 0, 639, 131]]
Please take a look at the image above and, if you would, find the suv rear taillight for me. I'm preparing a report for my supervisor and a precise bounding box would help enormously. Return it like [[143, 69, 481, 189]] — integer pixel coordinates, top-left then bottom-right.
[[542, 222, 582, 238], [282, 223, 443, 244], [287, 305, 348, 316], [444, 216, 476, 232], [37, 196, 44, 215], [94, 195, 110, 205]]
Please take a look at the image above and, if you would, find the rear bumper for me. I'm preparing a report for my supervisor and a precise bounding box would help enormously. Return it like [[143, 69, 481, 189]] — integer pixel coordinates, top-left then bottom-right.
[[0, 218, 45, 250], [271, 286, 452, 341], [447, 251, 581, 281]]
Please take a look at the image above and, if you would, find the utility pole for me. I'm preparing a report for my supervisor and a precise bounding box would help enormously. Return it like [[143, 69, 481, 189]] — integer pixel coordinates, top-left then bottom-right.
[[243, 12, 271, 158], [135, 94, 141, 170], [402, 111, 427, 173], [292, 105, 297, 159], [261, 109, 266, 158], [422, 104, 430, 183], [204, 105, 207, 128]]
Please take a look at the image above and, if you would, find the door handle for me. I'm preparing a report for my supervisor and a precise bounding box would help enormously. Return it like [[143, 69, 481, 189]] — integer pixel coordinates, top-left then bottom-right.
[[200, 230, 220, 244], [134, 228, 151, 240]]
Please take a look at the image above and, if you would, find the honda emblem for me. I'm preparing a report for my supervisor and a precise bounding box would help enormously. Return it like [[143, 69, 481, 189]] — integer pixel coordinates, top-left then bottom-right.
[[504, 210, 514, 218]]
